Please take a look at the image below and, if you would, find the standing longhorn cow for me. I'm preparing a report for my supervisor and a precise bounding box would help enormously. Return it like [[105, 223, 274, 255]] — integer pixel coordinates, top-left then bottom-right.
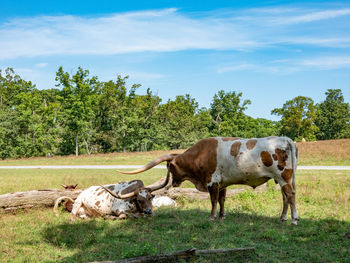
[[54, 171, 170, 221], [118, 136, 299, 225]]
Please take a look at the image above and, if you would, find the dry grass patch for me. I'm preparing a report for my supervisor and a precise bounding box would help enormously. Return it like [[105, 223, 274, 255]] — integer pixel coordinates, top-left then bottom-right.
[[0, 138, 349, 166], [0, 149, 184, 166], [296, 138, 350, 165]]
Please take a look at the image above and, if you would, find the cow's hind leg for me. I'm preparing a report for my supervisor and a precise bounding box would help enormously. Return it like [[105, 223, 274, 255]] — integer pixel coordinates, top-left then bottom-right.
[[70, 202, 82, 222], [282, 184, 298, 225], [208, 183, 219, 221], [218, 188, 227, 220]]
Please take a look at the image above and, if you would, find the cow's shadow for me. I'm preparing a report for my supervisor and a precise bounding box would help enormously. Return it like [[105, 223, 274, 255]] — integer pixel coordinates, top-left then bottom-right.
[[42, 208, 350, 263]]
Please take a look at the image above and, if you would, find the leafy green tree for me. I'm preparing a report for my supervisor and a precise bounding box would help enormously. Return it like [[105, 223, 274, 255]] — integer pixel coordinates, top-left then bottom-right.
[[209, 90, 251, 137], [95, 76, 129, 152], [0, 68, 37, 158], [315, 89, 350, 140], [0, 106, 21, 158], [272, 96, 318, 141], [155, 95, 208, 149], [56, 67, 100, 156], [242, 117, 280, 138], [125, 89, 161, 152], [0, 68, 34, 107]]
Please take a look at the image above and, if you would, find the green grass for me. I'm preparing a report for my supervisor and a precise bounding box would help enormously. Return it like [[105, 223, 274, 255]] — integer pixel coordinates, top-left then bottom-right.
[[1, 170, 350, 262], [297, 157, 350, 166], [0, 169, 167, 195], [0, 150, 183, 166]]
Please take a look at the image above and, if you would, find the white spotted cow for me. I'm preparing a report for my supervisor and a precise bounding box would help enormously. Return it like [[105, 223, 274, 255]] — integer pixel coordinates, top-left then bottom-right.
[[54, 172, 169, 221], [117, 136, 299, 225]]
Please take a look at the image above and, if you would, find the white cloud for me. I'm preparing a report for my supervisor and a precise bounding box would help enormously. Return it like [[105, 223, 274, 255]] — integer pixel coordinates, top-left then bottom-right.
[[0, 9, 258, 60], [217, 56, 350, 74], [0, 7, 349, 60], [277, 37, 350, 48], [217, 62, 298, 74], [300, 56, 350, 69], [273, 9, 350, 25], [35, 63, 48, 68]]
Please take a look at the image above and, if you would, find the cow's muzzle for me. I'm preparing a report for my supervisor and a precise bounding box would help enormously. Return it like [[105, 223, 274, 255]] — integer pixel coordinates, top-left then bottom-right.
[[144, 208, 153, 216]]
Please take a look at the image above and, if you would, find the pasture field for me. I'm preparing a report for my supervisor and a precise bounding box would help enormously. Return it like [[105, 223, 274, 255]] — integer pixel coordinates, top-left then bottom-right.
[[1, 169, 350, 262], [0, 138, 349, 166]]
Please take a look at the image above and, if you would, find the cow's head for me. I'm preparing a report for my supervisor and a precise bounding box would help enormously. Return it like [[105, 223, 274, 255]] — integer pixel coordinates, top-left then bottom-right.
[[100, 169, 171, 217], [132, 188, 155, 216], [61, 184, 79, 190]]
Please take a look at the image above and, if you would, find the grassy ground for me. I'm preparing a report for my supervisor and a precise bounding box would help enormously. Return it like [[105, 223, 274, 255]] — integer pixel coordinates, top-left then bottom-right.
[[1, 139, 349, 262], [0, 138, 349, 166], [1, 170, 350, 262], [0, 150, 184, 166]]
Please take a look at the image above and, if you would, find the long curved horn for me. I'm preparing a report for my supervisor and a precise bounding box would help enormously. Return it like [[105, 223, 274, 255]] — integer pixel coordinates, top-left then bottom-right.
[[99, 185, 136, 199], [117, 154, 174, 174], [148, 169, 171, 192]]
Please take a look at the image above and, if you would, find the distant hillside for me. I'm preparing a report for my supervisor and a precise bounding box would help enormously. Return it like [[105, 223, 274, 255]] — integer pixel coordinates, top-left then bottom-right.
[[296, 138, 350, 166]]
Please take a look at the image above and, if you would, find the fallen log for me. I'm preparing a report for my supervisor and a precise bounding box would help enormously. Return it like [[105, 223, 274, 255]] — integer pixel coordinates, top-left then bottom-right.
[[153, 187, 247, 200], [0, 189, 82, 213], [90, 247, 255, 263], [0, 177, 268, 213]]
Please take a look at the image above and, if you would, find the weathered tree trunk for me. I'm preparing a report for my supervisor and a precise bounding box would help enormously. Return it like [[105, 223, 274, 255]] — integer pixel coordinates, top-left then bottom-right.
[[153, 187, 246, 200], [89, 247, 255, 263], [0, 178, 268, 213], [76, 133, 79, 156], [0, 189, 82, 213]]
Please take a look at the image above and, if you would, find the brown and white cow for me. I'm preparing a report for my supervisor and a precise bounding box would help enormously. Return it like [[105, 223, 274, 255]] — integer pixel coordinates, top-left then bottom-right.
[[118, 136, 299, 225], [54, 172, 169, 221]]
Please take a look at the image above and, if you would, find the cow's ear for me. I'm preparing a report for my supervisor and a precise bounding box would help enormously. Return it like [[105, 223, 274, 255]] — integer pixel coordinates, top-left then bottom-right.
[[151, 194, 155, 199]]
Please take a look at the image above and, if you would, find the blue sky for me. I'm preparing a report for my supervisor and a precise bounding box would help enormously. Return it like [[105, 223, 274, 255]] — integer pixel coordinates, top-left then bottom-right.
[[0, 1, 349, 120]]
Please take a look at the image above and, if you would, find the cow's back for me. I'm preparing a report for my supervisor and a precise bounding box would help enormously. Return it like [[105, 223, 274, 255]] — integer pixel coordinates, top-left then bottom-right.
[[212, 137, 296, 188]]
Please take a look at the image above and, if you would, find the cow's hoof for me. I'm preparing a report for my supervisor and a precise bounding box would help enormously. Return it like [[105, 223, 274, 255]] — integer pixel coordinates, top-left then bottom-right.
[[290, 218, 299, 226], [219, 214, 226, 221], [209, 216, 216, 221]]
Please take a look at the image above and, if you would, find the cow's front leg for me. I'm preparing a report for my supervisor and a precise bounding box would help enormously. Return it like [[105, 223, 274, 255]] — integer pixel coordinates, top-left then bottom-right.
[[218, 188, 227, 220], [208, 183, 219, 221], [280, 189, 288, 222], [70, 202, 82, 222]]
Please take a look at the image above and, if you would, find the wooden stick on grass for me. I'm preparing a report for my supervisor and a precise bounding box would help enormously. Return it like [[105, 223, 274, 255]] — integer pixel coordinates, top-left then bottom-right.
[[90, 247, 255, 263]]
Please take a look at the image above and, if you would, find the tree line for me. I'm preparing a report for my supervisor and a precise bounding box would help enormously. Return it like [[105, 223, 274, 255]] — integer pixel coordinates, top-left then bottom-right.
[[0, 67, 349, 159]]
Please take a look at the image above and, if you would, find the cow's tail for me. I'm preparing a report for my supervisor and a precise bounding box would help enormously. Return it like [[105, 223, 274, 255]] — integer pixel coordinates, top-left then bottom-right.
[[287, 137, 298, 191], [54, 196, 74, 217]]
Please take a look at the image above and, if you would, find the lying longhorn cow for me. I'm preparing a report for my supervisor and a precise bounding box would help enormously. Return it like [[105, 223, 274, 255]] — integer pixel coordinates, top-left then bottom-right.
[[118, 136, 299, 225], [54, 172, 169, 221]]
